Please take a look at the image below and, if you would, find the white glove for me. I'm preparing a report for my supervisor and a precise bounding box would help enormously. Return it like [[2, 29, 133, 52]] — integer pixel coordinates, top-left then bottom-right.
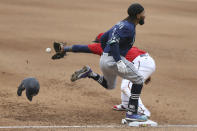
[[116, 60, 127, 74]]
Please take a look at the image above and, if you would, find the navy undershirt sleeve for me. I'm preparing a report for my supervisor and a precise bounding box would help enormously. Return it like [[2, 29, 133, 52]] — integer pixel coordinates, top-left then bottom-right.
[[71, 45, 92, 53], [110, 44, 121, 62]]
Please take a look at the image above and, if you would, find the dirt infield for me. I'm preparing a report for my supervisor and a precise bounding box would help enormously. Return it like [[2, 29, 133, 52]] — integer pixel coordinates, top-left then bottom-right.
[[1, 127, 197, 131], [0, 0, 197, 130]]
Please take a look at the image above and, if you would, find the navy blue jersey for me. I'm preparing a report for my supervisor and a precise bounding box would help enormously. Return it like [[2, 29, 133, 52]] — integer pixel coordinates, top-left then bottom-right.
[[100, 20, 136, 62]]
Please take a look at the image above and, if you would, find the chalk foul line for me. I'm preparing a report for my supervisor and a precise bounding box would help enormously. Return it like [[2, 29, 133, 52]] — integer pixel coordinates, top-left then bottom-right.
[[0, 125, 197, 128]]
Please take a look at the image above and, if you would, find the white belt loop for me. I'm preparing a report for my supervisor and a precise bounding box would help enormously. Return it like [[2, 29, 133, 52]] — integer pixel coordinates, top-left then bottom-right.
[[140, 53, 149, 57], [102, 53, 109, 56]]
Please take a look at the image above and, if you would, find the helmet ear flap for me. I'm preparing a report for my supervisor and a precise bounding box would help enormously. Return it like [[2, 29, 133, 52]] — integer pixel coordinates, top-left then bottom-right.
[[26, 89, 33, 101], [26, 86, 40, 101], [17, 83, 25, 96]]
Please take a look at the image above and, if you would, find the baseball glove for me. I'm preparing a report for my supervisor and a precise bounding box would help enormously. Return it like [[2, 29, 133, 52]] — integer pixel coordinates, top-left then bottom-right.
[[51, 42, 66, 60]]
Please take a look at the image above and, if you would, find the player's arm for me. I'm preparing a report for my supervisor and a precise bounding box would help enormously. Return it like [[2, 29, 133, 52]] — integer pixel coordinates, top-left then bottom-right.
[[64, 43, 103, 55], [107, 34, 127, 74], [107, 30, 121, 62], [107, 26, 131, 73], [66, 33, 104, 55], [107, 26, 132, 62], [52, 42, 103, 60], [64, 45, 92, 53]]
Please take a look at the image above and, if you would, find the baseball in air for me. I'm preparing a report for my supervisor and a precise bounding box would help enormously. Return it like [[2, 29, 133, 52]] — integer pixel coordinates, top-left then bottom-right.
[[45, 48, 51, 53]]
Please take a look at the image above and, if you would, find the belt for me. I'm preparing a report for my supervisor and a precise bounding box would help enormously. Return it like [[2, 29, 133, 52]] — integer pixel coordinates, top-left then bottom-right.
[[140, 53, 148, 57], [102, 53, 112, 56]]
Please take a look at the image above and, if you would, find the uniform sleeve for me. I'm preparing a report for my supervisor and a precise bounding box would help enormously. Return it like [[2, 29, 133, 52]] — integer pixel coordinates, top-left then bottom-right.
[[87, 43, 103, 56], [71, 45, 92, 53], [107, 25, 132, 62]]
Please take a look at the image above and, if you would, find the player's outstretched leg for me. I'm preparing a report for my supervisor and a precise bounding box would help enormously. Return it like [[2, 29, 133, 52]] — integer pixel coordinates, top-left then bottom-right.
[[71, 65, 108, 89], [71, 66, 92, 82]]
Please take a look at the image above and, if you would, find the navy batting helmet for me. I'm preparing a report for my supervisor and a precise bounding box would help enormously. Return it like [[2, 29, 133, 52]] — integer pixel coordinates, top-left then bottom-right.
[[17, 77, 40, 101]]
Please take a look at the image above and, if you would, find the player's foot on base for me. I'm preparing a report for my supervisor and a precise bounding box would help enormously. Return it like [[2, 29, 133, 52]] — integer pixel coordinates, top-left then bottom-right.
[[71, 65, 92, 82], [113, 104, 150, 118], [113, 104, 128, 111], [125, 112, 148, 122], [138, 106, 150, 118]]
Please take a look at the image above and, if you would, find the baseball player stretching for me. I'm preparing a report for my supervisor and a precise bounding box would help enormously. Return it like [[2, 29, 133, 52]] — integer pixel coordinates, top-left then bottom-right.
[[76, 3, 146, 121], [52, 40, 155, 118], [54, 3, 148, 121]]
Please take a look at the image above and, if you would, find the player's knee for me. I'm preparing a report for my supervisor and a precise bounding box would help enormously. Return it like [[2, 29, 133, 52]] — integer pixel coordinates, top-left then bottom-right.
[[103, 82, 115, 90], [100, 77, 116, 90], [134, 75, 144, 85], [100, 78, 113, 90], [105, 82, 115, 90]]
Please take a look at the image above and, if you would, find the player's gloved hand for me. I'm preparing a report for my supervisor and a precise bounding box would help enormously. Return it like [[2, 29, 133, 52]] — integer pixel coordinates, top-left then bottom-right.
[[116, 60, 128, 74], [51, 52, 65, 60], [51, 42, 66, 60]]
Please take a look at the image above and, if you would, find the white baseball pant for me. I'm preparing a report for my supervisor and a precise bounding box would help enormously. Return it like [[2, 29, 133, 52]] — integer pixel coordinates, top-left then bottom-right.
[[120, 53, 156, 117]]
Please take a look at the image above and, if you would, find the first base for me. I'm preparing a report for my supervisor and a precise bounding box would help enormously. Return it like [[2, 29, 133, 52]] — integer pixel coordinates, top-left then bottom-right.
[[122, 119, 158, 127]]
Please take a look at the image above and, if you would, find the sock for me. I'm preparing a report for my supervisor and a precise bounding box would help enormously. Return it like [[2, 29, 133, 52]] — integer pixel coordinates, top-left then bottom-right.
[[88, 72, 108, 89], [128, 84, 143, 114]]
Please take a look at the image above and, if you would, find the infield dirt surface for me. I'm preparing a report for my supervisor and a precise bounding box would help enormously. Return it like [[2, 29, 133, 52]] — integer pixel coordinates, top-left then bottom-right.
[[0, 0, 197, 130]]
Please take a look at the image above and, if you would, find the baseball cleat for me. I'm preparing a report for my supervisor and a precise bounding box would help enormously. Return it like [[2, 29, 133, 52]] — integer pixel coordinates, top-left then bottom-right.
[[113, 104, 128, 111], [112, 104, 149, 117], [125, 112, 148, 122], [138, 106, 150, 118], [71, 65, 92, 82]]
